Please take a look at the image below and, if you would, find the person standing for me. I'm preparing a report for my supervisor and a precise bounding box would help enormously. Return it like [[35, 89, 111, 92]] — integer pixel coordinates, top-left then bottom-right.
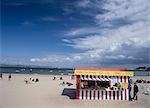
[[132, 83, 139, 100], [8, 73, 12, 80], [129, 84, 132, 101], [0, 72, 3, 79], [128, 77, 132, 101], [0, 73, 2, 79]]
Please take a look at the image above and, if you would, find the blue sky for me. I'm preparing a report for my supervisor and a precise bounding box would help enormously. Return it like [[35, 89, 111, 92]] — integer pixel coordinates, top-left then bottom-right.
[[1, 0, 150, 68]]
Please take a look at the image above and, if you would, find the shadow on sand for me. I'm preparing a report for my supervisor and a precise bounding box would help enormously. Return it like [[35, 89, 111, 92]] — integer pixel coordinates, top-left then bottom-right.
[[61, 88, 76, 99]]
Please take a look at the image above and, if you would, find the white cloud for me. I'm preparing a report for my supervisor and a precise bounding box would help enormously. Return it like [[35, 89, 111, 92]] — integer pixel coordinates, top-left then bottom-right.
[[76, 0, 103, 9], [62, 39, 72, 43], [21, 21, 34, 25], [76, 0, 91, 8], [62, 8, 74, 15], [61, 0, 150, 67], [96, 0, 150, 23], [66, 27, 102, 36], [41, 16, 59, 21], [65, 21, 150, 50]]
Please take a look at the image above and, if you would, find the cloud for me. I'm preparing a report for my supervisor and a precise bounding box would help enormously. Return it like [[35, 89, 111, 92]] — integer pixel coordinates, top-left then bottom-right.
[[66, 21, 150, 49], [76, 0, 103, 9], [76, 0, 91, 8], [95, 0, 150, 24], [62, 39, 72, 43], [41, 16, 59, 21], [61, 0, 150, 66], [21, 21, 35, 26], [62, 8, 74, 15], [66, 27, 102, 36]]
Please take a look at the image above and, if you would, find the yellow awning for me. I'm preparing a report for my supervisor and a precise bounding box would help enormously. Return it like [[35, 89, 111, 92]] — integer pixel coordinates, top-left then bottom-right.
[[74, 70, 134, 76]]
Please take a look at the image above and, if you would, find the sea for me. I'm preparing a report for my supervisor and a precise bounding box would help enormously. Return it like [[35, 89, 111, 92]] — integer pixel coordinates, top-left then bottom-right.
[[0, 66, 150, 76]]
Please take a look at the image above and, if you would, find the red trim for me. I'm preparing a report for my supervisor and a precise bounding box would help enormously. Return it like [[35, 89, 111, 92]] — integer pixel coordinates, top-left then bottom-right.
[[117, 91, 119, 100], [76, 75, 80, 99], [101, 91, 103, 100], [94, 90, 96, 100], [124, 76, 127, 100], [86, 75, 88, 79], [109, 91, 111, 100], [86, 90, 88, 99]]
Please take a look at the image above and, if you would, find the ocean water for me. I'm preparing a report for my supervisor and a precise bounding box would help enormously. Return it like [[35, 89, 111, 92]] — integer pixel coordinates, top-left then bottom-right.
[[0, 66, 74, 75], [0, 66, 149, 76]]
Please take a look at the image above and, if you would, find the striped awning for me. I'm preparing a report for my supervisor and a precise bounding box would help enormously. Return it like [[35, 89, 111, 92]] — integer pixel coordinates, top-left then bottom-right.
[[81, 75, 111, 81]]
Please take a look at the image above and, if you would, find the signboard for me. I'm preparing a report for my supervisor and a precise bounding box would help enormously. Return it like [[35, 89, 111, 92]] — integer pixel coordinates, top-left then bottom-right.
[[74, 70, 134, 76]]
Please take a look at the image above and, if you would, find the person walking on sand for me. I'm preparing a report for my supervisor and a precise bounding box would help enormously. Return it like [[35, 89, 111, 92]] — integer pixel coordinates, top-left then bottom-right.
[[0, 73, 2, 79], [132, 83, 139, 100], [8, 73, 12, 80]]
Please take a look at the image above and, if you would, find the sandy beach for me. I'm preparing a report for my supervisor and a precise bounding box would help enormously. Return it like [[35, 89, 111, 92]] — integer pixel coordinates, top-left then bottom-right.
[[0, 74, 150, 108]]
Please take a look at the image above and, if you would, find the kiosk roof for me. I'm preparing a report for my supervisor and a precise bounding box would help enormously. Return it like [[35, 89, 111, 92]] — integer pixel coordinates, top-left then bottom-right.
[[74, 68, 134, 76]]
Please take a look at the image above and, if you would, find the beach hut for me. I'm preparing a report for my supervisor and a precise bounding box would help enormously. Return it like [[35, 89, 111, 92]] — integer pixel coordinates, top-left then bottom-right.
[[74, 68, 134, 101]]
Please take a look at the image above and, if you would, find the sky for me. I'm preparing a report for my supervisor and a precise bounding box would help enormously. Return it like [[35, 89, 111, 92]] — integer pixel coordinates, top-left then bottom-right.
[[1, 0, 150, 68]]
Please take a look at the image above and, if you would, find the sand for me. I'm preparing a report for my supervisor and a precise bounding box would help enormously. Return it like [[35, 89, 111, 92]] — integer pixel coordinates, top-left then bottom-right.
[[0, 74, 150, 108]]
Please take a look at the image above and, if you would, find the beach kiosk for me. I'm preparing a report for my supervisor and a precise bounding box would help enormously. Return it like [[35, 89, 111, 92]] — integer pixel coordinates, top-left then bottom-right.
[[75, 68, 134, 101]]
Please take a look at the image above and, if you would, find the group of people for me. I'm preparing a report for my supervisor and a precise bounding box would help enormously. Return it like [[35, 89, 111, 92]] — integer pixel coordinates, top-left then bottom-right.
[[24, 77, 39, 84], [53, 76, 63, 80], [53, 75, 74, 86], [136, 79, 150, 83]]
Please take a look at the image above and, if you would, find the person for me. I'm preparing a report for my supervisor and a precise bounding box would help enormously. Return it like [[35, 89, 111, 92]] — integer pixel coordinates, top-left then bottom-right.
[[8, 73, 11, 80], [60, 77, 63, 80], [71, 75, 74, 80], [129, 84, 132, 101], [0, 73, 2, 79], [53, 76, 56, 80], [117, 82, 121, 90], [24, 78, 28, 84], [61, 81, 65, 85], [132, 83, 139, 100], [130, 78, 133, 84], [81, 82, 84, 89], [32, 78, 35, 82], [35, 78, 39, 82]]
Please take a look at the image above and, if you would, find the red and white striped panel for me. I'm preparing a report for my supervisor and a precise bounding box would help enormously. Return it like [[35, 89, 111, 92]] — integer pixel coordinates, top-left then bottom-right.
[[78, 76, 130, 101], [79, 89, 129, 100]]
